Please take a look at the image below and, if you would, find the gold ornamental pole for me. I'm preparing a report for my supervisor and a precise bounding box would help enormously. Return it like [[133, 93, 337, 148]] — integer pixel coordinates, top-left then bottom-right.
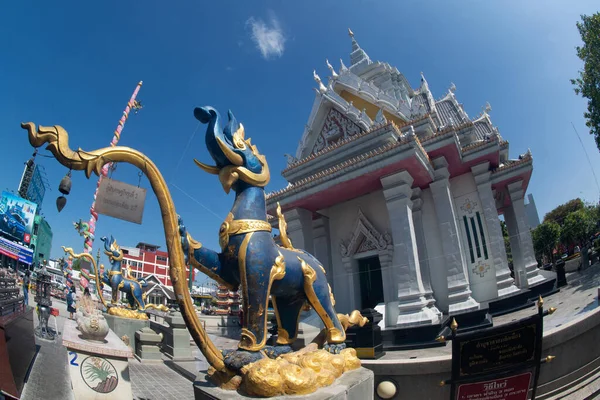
[[21, 123, 228, 374]]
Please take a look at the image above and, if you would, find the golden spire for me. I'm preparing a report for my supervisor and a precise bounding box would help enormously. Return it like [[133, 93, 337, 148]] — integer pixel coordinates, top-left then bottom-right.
[[348, 28, 354, 38]]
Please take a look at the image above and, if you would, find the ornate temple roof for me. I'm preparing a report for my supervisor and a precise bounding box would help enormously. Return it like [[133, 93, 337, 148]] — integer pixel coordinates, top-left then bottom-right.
[[267, 30, 532, 212]]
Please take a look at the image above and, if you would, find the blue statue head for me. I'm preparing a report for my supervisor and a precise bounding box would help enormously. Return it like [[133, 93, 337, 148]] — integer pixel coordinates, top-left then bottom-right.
[[193, 106, 270, 193], [101, 235, 123, 262]]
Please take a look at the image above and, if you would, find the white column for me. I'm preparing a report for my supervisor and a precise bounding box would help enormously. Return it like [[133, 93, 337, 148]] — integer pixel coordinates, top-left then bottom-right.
[[341, 257, 358, 312], [472, 162, 519, 297], [429, 157, 479, 314], [283, 208, 314, 251], [506, 181, 544, 287], [380, 171, 442, 328], [312, 216, 333, 282], [411, 189, 436, 306]]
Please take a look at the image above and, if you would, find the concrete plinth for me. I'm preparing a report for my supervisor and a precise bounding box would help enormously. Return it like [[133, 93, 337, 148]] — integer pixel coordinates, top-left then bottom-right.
[[62, 318, 133, 399], [193, 367, 374, 400], [104, 313, 150, 351], [159, 311, 193, 361], [135, 327, 163, 361]]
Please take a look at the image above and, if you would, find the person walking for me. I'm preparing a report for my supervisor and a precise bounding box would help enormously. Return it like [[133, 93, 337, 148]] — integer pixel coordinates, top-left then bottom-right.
[[22, 270, 30, 308], [67, 286, 76, 320]]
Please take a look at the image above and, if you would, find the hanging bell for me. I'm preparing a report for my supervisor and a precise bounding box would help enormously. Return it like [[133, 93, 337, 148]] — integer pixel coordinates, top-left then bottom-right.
[[56, 196, 67, 212], [59, 172, 72, 195]]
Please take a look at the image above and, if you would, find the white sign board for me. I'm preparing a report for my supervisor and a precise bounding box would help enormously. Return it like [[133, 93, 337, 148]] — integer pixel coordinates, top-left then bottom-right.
[[95, 179, 146, 224]]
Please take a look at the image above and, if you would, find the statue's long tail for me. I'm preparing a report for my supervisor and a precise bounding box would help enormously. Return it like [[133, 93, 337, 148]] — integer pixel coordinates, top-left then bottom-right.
[[24, 123, 228, 373], [62, 246, 108, 310]]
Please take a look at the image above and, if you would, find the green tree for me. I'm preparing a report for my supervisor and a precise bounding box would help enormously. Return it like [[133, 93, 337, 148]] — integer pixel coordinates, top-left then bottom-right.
[[571, 13, 600, 150], [532, 221, 561, 263], [543, 198, 584, 225], [561, 208, 596, 247]]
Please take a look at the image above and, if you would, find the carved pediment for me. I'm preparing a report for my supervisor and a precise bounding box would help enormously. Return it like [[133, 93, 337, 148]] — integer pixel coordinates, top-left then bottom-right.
[[312, 108, 363, 154], [340, 209, 392, 257]]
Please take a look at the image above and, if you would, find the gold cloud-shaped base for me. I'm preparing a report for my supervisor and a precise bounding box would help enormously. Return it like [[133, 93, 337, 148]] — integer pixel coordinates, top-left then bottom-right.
[[207, 344, 362, 397], [107, 307, 149, 320]]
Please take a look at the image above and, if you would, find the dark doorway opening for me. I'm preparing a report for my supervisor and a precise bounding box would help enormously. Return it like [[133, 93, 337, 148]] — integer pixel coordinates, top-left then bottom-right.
[[358, 256, 384, 310]]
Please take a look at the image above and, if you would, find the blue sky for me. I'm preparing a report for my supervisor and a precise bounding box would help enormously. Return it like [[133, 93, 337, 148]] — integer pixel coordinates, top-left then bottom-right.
[[1, 1, 599, 283]]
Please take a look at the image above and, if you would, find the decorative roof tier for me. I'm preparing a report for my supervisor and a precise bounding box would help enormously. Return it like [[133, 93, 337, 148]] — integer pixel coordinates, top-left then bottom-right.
[[269, 30, 532, 216]]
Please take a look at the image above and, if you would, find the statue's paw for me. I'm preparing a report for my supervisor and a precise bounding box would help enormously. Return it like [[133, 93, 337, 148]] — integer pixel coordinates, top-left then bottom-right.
[[222, 349, 265, 372], [263, 344, 293, 359], [324, 342, 346, 354]]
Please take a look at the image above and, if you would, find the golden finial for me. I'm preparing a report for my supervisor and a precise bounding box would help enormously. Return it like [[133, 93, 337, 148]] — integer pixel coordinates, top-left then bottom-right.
[[435, 335, 446, 343], [545, 355, 556, 363], [439, 380, 446, 387], [537, 295, 544, 308], [348, 28, 354, 38], [548, 307, 557, 314], [450, 318, 458, 332]]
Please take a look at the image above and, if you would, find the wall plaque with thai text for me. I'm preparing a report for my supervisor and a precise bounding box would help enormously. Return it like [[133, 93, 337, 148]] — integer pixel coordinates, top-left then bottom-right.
[[450, 314, 543, 400], [458, 323, 537, 376], [95, 179, 146, 224]]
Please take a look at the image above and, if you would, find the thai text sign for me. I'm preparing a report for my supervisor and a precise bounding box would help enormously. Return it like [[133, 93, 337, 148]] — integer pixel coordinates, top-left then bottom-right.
[[450, 314, 543, 400], [457, 323, 537, 377], [456, 372, 532, 400], [95, 179, 146, 224]]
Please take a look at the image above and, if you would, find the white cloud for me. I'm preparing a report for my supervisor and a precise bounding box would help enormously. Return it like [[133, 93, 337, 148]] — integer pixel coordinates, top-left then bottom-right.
[[246, 12, 286, 60]]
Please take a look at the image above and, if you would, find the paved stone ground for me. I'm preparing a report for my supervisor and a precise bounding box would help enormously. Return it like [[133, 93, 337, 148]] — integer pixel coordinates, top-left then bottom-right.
[[20, 297, 75, 400], [129, 361, 195, 400], [17, 265, 600, 399]]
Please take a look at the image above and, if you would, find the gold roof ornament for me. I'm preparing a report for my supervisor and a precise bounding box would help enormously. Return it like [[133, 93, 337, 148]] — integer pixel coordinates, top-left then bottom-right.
[[348, 28, 354, 38]]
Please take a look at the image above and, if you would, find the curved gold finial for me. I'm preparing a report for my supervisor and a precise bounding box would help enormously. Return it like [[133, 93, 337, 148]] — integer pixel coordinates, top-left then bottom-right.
[[548, 307, 557, 314], [62, 246, 107, 309], [24, 122, 229, 374], [194, 159, 220, 175], [276, 202, 294, 250], [537, 295, 544, 308], [216, 136, 244, 166], [545, 355, 556, 363], [348, 28, 354, 38], [435, 336, 446, 343], [450, 318, 458, 332]]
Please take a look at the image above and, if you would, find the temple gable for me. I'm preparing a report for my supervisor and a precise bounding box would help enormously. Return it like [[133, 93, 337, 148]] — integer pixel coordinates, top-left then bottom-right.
[[340, 208, 392, 257], [311, 108, 364, 155]]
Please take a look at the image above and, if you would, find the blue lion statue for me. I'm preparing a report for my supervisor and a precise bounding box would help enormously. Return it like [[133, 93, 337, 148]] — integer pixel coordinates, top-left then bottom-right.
[[178, 106, 367, 371]]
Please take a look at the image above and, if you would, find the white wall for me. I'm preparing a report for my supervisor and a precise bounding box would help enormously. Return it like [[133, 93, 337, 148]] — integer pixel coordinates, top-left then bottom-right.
[[322, 190, 390, 313], [450, 172, 498, 302]]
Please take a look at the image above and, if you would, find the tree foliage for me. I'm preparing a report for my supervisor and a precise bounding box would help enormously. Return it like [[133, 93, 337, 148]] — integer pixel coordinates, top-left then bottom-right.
[[560, 208, 596, 247], [543, 198, 584, 225], [571, 13, 600, 151], [532, 221, 561, 262]]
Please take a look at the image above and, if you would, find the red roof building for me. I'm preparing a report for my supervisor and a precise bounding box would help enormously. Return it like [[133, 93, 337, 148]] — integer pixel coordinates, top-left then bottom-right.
[[120, 242, 194, 288]]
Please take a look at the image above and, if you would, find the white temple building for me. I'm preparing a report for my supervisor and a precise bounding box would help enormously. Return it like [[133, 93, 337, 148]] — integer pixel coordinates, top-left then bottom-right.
[[266, 30, 554, 332]]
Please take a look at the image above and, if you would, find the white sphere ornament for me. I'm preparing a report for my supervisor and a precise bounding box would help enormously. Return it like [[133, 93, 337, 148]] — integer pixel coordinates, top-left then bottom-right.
[[377, 380, 397, 399]]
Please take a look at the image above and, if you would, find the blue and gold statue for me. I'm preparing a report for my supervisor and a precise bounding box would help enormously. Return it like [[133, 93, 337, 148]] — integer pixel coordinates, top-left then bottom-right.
[[181, 107, 361, 357], [22, 106, 367, 397]]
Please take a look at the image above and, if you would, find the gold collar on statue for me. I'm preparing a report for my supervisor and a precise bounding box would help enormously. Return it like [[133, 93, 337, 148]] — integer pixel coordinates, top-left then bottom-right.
[[109, 271, 122, 276], [219, 212, 272, 250]]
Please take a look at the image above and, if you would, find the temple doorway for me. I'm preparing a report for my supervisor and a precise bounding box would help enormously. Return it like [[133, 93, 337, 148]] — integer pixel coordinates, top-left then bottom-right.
[[358, 256, 384, 310]]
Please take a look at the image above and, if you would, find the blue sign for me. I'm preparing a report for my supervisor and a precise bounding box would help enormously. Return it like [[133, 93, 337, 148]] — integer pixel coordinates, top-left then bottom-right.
[[26, 165, 46, 210], [0, 236, 34, 264], [0, 191, 38, 244]]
